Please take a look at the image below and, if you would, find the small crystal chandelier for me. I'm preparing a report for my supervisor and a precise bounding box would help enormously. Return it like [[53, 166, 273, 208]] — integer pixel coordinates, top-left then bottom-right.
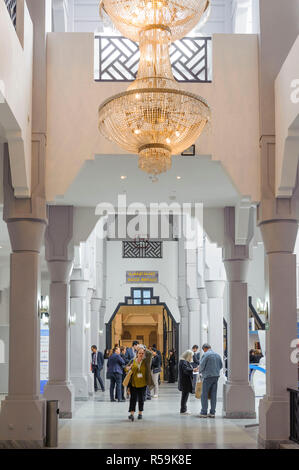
[[98, 0, 211, 177]]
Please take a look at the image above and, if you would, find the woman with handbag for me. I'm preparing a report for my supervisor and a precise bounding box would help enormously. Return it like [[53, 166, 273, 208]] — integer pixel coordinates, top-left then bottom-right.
[[178, 350, 199, 415], [125, 345, 153, 422], [151, 347, 161, 398]]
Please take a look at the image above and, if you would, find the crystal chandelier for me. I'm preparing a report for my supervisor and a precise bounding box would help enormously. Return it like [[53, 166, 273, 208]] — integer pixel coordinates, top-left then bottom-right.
[[98, 0, 211, 177]]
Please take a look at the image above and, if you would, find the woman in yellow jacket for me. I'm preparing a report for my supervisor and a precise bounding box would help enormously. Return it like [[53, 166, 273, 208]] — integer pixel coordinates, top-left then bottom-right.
[[127, 345, 153, 421]]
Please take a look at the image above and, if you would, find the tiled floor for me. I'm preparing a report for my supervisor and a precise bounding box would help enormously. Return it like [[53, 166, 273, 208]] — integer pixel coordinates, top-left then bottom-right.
[[57, 384, 260, 449]]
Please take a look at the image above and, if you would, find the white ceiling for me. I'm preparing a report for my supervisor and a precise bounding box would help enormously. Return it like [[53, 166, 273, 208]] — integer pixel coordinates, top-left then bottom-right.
[[55, 153, 241, 208]]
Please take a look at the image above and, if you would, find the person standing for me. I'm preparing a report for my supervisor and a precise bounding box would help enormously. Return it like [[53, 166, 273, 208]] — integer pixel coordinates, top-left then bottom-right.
[[151, 347, 161, 398], [199, 343, 223, 418], [152, 344, 162, 385], [168, 350, 176, 383], [125, 340, 139, 361], [191, 345, 200, 393], [91, 345, 105, 392], [178, 350, 199, 415], [107, 346, 125, 402], [127, 345, 153, 421]]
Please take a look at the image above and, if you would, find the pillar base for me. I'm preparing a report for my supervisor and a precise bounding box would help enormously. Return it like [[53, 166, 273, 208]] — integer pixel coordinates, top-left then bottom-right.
[[70, 376, 89, 400], [0, 398, 46, 447], [87, 372, 94, 397], [223, 382, 256, 419], [217, 373, 226, 399], [258, 395, 290, 447], [43, 382, 75, 419]]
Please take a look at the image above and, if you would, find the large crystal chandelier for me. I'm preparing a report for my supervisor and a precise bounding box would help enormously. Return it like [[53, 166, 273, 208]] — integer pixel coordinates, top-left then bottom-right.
[[98, 0, 211, 177]]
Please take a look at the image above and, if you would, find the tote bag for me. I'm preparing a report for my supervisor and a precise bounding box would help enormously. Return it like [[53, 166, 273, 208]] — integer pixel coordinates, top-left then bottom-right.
[[122, 368, 133, 387], [195, 380, 202, 399]]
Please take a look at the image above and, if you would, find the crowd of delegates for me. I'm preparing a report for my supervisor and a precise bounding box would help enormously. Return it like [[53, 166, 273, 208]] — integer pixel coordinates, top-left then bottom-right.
[[92, 341, 224, 420]]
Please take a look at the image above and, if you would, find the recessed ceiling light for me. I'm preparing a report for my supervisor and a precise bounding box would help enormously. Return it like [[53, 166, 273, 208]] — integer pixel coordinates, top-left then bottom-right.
[[120, 175, 127, 180], [176, 176, 181, 180]]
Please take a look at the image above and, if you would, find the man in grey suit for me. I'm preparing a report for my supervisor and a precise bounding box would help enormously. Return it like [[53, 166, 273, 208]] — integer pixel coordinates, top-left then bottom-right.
[[91, 345, 105, 392], [199, 343, 223, 418]]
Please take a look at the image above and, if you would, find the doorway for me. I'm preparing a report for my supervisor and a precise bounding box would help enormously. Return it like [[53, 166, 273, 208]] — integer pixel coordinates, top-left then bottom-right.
[[106, 288, 179, 381]]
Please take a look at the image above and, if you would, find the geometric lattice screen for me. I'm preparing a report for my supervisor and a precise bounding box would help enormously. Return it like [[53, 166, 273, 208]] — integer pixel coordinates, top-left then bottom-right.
[[95, 36, 212, 83], [4, 0, 17, 28], [123, 241, 163, 259]]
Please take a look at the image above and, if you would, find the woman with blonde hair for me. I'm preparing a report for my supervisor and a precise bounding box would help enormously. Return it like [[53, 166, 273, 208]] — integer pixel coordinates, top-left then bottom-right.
[[178, 349, 199, 415], [126, 344, 153, 421]]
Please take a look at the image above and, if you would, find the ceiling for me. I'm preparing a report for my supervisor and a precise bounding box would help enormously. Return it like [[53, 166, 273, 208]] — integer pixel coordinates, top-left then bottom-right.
[[55, 154, 241, 208]]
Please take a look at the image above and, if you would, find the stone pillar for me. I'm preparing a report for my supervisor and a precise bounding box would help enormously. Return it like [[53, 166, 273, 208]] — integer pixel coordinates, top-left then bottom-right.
[[178, 234, 189, 353], [222, 206, 256, 419], [43, 206, 75, 419], [205, 280, 226, 399], [198, 287, 208, 346], [257, 135, 299, 447], [0, 145, 47, 448], [186, 241, 201, 349], [90, 297, 102, 349], [70, 275, 89, 400], [223, 207, 256, 419], [86, 288, 94, 396]]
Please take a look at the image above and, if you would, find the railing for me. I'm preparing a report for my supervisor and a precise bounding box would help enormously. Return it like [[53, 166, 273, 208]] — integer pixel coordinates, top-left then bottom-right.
[[287, 388, 299, 444], [94, 35, 212, 83], [4, 0, 17, 29], [248, 296, 266, 330]]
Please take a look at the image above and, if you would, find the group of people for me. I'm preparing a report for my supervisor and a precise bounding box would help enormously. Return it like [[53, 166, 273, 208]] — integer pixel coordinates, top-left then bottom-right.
[[179, 344, 223, 417], [90, 341, 223, 421]]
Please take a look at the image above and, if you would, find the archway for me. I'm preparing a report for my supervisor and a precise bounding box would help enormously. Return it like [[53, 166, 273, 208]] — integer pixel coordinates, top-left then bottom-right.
[[106, 287, 179, 381]]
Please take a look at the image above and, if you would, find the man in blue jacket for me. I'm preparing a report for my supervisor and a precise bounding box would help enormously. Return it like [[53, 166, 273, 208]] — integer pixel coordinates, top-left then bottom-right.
[[125, 340, 139, 361], [199, 343, 223, 418], [107, 346, 126, 402], [91, 345, 105, 392]]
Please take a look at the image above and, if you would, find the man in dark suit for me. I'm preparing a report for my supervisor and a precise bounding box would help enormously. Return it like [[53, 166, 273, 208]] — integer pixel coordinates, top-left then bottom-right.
[[125, 340, 139, 361], [91, 345, 105, 392], [107, 346, 126, 402], [191, 345, 200, 393]]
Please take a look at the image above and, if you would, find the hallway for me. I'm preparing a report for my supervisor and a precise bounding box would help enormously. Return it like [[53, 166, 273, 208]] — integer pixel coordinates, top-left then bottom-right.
[[57, 384, 259, 449]]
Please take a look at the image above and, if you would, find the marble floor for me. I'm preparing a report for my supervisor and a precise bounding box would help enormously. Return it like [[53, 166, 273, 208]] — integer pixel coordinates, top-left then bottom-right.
[[57, 384, 260, 449]]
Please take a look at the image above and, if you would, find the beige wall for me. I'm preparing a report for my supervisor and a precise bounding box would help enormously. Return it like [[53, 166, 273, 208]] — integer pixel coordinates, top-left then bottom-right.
[[46, 32, 260, 202]]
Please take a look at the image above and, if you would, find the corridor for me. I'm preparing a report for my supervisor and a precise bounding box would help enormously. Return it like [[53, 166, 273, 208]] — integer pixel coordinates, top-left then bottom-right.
[[57, 384, 259, 449]]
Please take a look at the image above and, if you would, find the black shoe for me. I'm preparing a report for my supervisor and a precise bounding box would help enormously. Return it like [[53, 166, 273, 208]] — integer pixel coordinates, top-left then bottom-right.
[[138, 414, 143, 420], [102, 389, 105, 392], [118, 399, 126, 402], [128, 414, 134, 422], [94, 389, 98, 392], [111, 399, 116, 402]]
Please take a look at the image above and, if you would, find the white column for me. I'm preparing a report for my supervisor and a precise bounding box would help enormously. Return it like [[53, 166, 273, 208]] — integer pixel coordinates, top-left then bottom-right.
[[223, 260, 256, 418], [186, 243, 201, 348], [178, 233, 189, 353], [70, 276, 89, 400], [86, 288, 94, 396], [0, 147, 47, 447], [205, 280, 226, 399], [198, 287, 208, 346], [222, 206, 256, 419], [91, 297, 102, 348], [43, 206, 75, 418], [258, 218, 298, 446]]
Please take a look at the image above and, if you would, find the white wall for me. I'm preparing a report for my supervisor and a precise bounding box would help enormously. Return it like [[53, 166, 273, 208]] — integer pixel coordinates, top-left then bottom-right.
[[46, 33, 260, 203], [0, 0, 33, 197], [275, 36, 299, 197], [105, 240, 180, 324]]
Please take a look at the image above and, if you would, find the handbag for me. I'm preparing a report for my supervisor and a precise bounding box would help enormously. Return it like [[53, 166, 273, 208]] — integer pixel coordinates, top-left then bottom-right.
[[195, 380, 202, 399], [122, 368, 133, 387]]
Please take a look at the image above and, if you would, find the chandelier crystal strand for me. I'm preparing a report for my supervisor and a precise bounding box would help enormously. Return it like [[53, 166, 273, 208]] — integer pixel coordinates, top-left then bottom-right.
[[98, 0, 211, 177]]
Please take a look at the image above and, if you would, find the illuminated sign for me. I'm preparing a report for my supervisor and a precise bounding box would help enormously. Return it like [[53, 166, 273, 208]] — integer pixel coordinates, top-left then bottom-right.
[[126, 271, 159, 283]]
